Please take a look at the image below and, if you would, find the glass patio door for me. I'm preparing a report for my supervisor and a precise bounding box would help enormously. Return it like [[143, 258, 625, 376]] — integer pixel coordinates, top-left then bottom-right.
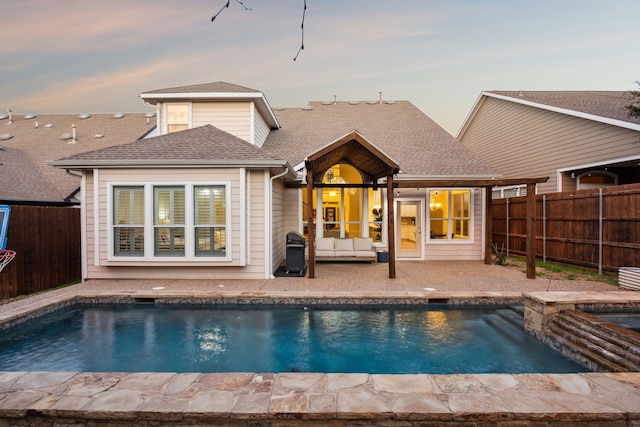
[[397, 200, 422, 258]]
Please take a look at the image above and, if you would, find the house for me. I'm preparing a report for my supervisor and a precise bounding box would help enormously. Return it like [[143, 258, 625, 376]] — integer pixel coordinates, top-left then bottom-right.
[[51, 81, 547, 281], [457, 91, 640, 197]]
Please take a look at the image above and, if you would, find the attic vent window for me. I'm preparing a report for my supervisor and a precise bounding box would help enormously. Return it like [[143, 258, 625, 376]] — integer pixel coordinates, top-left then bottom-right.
[[383, 100, 396, 105], [0, 114, 8, 120], [94, 134, 104, 139], [302, 106, 313, 111], [349, 101, 359, 105], [0, 133, 13, 141], [367, 101, 378, 105], [113, 113, 125, 119], [60, 133, 72, 140], [24, 114, 37, 120], [321, 101, 333, 105], [45, 124, 54, 128], [78, 114, 91, 119], [145, 112, 156, 118]]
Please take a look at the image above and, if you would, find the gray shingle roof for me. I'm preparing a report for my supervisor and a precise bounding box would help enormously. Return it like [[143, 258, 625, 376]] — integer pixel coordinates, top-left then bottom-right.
[[141, 81, 259, 95], [264, 101, 497, 177], [52, 125, 286, 167], [488, 91, 640, 126], [0, 146, 62, 203], [0, 113, 155, 203]]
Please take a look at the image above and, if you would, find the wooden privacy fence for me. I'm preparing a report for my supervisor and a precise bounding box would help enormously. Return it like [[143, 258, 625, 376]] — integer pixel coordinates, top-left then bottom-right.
[[492, 183, 640, 273], [0, 205, 81, 300]]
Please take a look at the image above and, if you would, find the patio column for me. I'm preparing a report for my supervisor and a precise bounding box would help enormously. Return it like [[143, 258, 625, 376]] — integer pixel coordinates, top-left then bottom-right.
[[306, 165, 315, 278], [484, 187, 493, 265], [387, 174, 396, 278], [525, 182, 537, 279]]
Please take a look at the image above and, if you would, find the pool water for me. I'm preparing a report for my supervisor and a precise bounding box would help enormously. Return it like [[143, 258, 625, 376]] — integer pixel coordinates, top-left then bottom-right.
[[0, 304, 587, 374]]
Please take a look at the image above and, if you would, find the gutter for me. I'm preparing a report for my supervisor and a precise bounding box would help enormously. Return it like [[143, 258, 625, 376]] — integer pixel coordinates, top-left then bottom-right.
[[267, 166, 292, 279]]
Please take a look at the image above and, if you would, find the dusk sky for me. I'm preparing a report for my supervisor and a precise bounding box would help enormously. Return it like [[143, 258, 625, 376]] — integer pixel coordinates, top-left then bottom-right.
[[1, 0, 638, 135]]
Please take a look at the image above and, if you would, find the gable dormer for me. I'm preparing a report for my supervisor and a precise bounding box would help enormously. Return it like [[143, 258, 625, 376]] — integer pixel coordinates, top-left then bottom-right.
[[139, 81, 280, 147]]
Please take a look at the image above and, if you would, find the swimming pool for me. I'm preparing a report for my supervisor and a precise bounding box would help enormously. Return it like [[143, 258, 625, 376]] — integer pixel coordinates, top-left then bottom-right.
[[0, 303, 587, 374]]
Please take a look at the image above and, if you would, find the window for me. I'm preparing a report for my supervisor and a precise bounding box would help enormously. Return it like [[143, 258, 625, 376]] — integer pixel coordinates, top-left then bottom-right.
[[154, 186, 185, 256], [111, 183, 229, 260], [429, 189, 472, 240], [166, 104, 189, 133], [113, 187, 145, 256], [194, 186, 226, 256]]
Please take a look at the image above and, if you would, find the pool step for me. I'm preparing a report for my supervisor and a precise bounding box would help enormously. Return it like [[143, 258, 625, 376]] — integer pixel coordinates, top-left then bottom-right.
[[546, 310, 640, 372], [495, 307, 525, 329]]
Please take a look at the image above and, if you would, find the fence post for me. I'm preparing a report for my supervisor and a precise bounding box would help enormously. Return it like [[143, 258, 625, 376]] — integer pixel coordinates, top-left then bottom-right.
[[506, 198, 510, 256], [599, 188, 603, 275], [543, 195, 546, 263]]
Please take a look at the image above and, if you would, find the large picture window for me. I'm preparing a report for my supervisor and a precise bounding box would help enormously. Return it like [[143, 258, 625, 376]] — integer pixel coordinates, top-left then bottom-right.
[[429, 189, 471, 240], [111, 183, 229, 260]]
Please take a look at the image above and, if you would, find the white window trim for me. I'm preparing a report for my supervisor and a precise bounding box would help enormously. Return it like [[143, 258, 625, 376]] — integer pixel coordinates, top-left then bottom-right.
[[107, 181, 231, 262], [163, 102, 192, 134], [427, 188, 475, 244]]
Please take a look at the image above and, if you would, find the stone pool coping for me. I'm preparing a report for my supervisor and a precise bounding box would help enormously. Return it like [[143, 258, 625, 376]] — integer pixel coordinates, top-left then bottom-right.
[[1, 289, 639, 425]]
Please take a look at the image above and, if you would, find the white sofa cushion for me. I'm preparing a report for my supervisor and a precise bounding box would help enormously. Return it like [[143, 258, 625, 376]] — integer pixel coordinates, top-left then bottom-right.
[[334, 239, 354, 252], [354, 251, 375, 257], [353, 237, 373, 251], [316, 237, 334, 251], [316, 250, 335, 257]]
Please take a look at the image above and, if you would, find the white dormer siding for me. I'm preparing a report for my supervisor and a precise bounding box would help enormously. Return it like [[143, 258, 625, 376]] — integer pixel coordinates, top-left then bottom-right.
[[156, 101, 272, 146], [253, 106, 270, 148]]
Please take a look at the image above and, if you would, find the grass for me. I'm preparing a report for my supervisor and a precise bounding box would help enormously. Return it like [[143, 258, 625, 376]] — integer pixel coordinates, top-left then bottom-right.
[[502, 256, 618, 285]]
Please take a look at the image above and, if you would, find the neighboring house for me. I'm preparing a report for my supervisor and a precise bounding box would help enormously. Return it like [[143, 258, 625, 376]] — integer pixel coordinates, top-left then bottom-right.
[[0, 113, 155, 205], [457, 91, 640, 197], [50, 81, 508, 281]]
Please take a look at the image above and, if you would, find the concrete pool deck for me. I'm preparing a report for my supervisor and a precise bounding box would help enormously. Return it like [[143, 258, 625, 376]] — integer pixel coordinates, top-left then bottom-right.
[[1, 260, 639, 426]]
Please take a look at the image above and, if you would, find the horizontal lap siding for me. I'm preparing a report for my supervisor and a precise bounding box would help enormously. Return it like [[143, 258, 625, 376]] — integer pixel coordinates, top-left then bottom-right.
[[85, 168, 268, 280], [283, 188, 301, 234], [460, 97, 640, 194], [271, 179, 286, 272], [254, 111, 270, 148], [425, 193, 483, 261], [248, 171, 266, 275], [192, 102, 252, 143]]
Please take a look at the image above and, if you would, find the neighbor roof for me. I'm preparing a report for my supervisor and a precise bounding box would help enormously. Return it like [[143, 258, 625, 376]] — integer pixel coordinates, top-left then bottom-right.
[[0, 146, 62, 204], [51, 125, 292, 171], [0, 113, 155, 204], [264, 100, 498, 178]]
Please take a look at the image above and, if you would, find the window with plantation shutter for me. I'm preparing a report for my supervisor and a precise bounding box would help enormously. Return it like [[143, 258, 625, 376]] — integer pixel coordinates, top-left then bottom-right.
[[113, 187, 145, 256], [154, 186, 185, 256], [194, 185, 226, 256], [110, 182, 230, 261]]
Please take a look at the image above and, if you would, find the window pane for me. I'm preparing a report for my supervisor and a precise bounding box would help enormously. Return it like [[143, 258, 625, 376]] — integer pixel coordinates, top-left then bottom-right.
[[194, 186, 226, 257], [154, 186, 186, 256], [430, 220, 448, 239], [167, 104, 188, 133], [113, 186, 144, 256]]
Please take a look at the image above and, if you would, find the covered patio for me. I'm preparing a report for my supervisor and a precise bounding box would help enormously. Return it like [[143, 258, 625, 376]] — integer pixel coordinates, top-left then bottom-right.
[[302, 130, 548, 280]]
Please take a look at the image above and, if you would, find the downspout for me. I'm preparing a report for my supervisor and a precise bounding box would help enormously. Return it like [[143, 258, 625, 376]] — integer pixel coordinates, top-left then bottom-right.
[[267, 167, 291, 279]]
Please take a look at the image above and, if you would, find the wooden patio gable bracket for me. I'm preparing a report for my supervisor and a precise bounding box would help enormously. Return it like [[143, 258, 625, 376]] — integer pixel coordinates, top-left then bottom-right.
[[305, 130, 400, 182]]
